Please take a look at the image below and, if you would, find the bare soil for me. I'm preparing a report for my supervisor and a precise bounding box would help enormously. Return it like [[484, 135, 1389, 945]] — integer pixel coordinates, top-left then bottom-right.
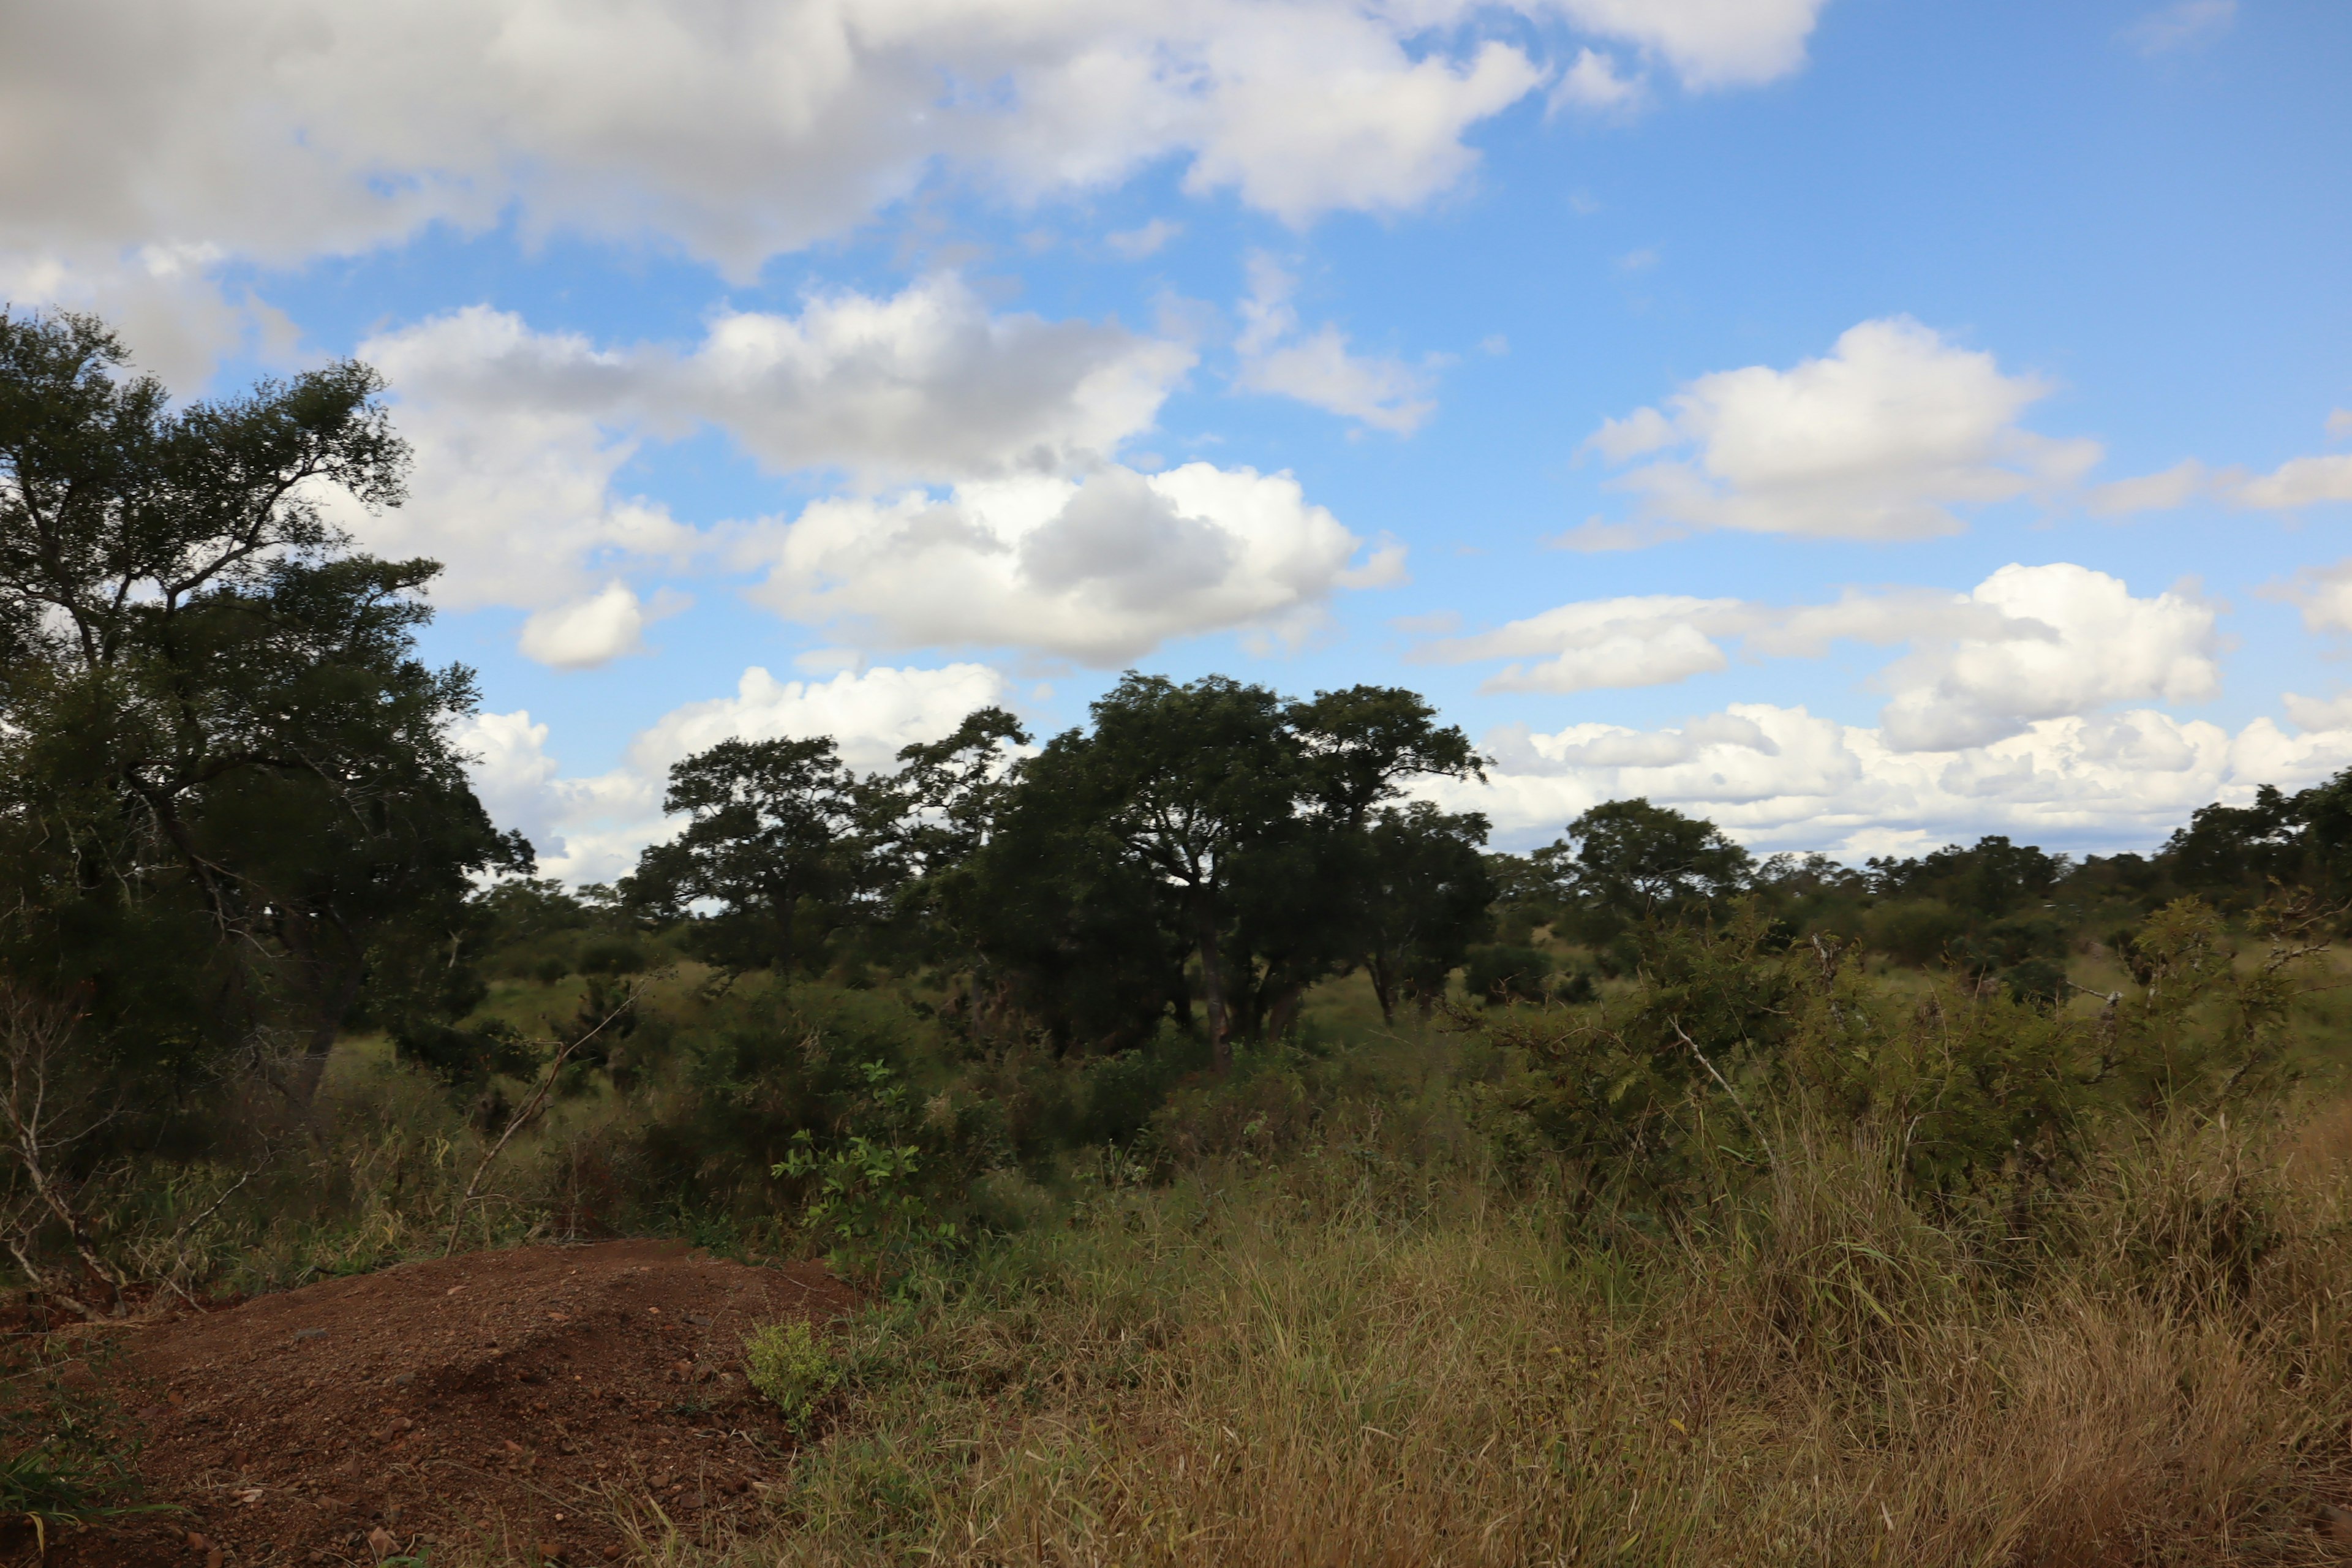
[[36, 1240, 856, 1566]]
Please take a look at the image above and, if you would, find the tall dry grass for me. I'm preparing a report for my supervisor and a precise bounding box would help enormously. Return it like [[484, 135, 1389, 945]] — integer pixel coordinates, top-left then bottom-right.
[[537, 1107, 2352, 1568]]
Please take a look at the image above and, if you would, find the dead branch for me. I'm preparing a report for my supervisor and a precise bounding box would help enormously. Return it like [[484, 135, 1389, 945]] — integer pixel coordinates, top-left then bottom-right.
[[443, 979, 642, 1259]]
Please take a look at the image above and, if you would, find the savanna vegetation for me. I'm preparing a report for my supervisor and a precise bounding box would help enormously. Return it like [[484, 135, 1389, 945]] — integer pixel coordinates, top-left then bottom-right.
[[12, 311, 2352, 1563]]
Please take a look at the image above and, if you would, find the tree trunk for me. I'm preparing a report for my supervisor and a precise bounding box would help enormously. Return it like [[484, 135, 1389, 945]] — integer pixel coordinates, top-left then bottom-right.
[[1365, 950, 1398, 1025], [1194, 899, 1232, 1073], [291, 965, 364, 1106], [1265, 980, 1305, 1042]]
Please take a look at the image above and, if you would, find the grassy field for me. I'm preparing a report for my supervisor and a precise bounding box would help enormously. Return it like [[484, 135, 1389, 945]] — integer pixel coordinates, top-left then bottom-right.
[[26, 926, 2352, 1565]]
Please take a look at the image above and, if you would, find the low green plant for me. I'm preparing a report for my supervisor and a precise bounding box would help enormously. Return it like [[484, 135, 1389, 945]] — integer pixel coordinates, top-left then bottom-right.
[[776, 1131, 956, 1284], [744, 1319, 841, 1430]]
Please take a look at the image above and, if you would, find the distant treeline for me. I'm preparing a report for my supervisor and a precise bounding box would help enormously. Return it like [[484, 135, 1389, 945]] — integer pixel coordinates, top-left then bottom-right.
[[4, 304, 2345, 1128]]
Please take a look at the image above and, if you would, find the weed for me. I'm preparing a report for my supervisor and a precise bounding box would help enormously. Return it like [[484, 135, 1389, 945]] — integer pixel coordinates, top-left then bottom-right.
[[743, 1320, 840, 1431]]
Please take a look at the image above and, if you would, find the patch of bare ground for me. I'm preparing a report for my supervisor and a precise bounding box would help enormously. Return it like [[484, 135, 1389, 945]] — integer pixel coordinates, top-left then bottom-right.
[[35, 1240, 853, 1566]]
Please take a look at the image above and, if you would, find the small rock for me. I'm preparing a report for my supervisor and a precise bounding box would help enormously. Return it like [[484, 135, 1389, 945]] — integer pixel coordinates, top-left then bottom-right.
[[390, 1372, 415, 1388], [294, 1327, 327, 1341], [505, 1439, 526, 1454], [367, 1525, 396, 1559], [186, 1531, 209, 1551], [205, 1552, 223, 1568]]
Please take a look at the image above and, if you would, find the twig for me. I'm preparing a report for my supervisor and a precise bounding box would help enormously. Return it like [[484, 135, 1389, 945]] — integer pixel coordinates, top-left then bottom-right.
[[1670, 1016, 1776, 1169], [443, 981, 639, 1258]]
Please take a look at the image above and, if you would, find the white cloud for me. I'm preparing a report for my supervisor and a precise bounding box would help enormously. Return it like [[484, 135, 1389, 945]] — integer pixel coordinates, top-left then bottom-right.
[[2283, 691, 2352, 733], [1106, 219, 1181, 260], [459, 663, 1011, 881], [1543, 0, 1831, 90], [0, 0, 1554, 331], [2088, 407, 2352, 517], [1234, 256, 1435, 435], [2121, 0, 2237, 56], [2263, 560, 2352, 635], [1588, 317, 2101, 541], [0, 246, 295, 389], [1423, 594, 1744, 692], [2087, 459, 2207, 516], [1429, 699, 2352, 860], [334, 309, 696, 613], [1549, 48, 1644, 113], [517, 584, 656, 671], [743, 462, 1398, 664], [1419, 564, 2218, 750], [2227, 454, 2352, 511], [331, 280, 1193, 616], [1874, 564, 2218, 751]]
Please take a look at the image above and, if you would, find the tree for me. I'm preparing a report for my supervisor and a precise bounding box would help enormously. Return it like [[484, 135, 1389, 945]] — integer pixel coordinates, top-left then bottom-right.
[[941, 677, 1487, 1063], [621, 737, 877, 977], [1077, 674, 1298, 1068], [1536, 798, 1753, 937], [0, 309, 525, 1104], [1355, 804, 1493, 1023]]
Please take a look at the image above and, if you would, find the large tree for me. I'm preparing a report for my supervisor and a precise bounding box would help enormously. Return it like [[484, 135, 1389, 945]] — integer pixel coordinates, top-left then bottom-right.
[[0, 309, 526, 1102], [621, 736, 881, 977], [948, 676, 1484, 1066], [1536, 798, 1753, 940]]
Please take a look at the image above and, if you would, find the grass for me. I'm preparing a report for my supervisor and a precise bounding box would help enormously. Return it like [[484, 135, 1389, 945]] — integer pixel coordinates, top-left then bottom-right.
[[402, 1101, 2352, 1566], [25, 931, 2352, 1564]]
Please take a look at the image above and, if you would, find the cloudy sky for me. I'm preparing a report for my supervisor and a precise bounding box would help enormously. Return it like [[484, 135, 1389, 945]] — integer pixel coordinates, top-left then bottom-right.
[[11, 0, 2349, 878]]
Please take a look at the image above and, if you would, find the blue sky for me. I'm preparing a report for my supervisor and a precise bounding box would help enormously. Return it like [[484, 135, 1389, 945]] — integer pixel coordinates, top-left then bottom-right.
[[10, 0, 2350, 876]]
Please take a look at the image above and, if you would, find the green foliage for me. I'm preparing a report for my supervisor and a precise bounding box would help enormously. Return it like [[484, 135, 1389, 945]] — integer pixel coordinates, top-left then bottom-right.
[[1481, 894, 2329, 1207], [0, 306, 524, 1116], [622, 736, 880, 976], [1534, 797, 1755, 941], [744, 1318, 842, 1430], [1462, 943, 1555, 1005], [777, 1123, 956, 1286]]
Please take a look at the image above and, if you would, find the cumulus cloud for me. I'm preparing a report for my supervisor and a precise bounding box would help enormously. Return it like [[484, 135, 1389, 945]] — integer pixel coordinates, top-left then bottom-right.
[[0, 2, 1548, 298], [1234, 256, 1435, 435], [743, 462, 1401, 664], [1425, 699, 2352, 860], [458, 663, 1011, 881], [1587, 317, 2101, 541], [329, 280, 1194, 619], [0, 1, 1839, 378], [517, 584, 658, 671], [1419, 564, 2219, 751], [1544, 0, 1832, 89], [1549, 48, 1645, 113], [1874, 564, 2217, 750]]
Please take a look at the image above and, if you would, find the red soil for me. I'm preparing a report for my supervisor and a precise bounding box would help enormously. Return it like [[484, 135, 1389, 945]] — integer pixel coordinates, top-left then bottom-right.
[[40, 1240, 856, 1566]]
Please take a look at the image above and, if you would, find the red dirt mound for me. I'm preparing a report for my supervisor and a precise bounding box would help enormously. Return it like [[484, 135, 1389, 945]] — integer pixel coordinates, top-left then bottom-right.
[[50, 1240, 856, 1566]]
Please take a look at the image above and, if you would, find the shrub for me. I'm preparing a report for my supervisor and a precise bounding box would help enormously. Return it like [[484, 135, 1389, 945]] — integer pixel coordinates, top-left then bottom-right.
[[1462, 944, 1553, 1005], [743, 1319, 840, 1430]]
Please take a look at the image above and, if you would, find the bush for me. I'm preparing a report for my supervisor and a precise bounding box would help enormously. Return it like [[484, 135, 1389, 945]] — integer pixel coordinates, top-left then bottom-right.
[[1462, 944, 1553, 1005], [743, 1319, 840, 1430]]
